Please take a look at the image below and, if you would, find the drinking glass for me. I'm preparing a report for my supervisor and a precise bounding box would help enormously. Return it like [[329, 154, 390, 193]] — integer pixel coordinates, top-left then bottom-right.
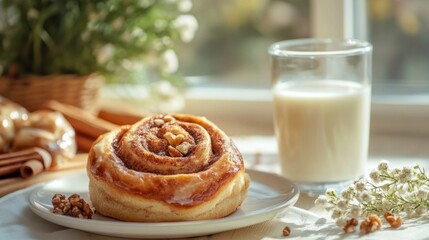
[[269, 39, 372, 194]]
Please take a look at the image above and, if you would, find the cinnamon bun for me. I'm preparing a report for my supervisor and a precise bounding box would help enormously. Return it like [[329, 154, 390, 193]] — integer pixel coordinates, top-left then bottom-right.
[[87, 114, 250, 222]]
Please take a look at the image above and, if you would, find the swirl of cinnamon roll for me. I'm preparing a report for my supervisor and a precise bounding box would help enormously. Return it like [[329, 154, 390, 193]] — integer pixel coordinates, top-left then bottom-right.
[[87, 114, 250, 222]]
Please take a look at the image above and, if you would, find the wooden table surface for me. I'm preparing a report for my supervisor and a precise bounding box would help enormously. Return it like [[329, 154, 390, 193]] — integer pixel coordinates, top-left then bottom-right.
[[0, 153, 87, 197]]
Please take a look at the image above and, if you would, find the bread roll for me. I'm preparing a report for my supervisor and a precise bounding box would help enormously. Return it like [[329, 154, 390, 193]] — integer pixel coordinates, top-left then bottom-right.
[[87, 114, 250, 222]]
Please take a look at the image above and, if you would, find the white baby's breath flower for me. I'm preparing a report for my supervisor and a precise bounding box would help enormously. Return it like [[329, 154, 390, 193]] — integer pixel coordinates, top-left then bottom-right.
[[377, 160, 389, 172], [324, 188, 337, 203], [391, 167, 402, 177], [341, 186, 355, 200], [358, 191, 373, 203], [336, 200, 348, 210], [131, 28, 147, 45], [349, 204, 361, 219], [415, 206, 427, 217], [380, 183, 391, 191], [138, 0, 154, 8], [96, 44, 114, 64], [399, 167, 413, 182], [121, 59, 142, 71], [331, 209, 342, 219], [315, 161, 429, 232], [155, 19, 168, 31], [325, 188, 336, 196], [160, 49, 179, 73], [397, 183, 409, 195], [177, 0, 193, 12], [173, 15, 198, 42], [374, 199, 383, 212], [354, 180, 366, 192], [399, 172, 411, 183], [404, 206, 414, 217], [416, 187, 429, 200], [369, 170, 381, 183], [380, 198, 393, 213], [161, 36, 172, 46], [314, 195, 328, 207], [402, 166, 412, 175]]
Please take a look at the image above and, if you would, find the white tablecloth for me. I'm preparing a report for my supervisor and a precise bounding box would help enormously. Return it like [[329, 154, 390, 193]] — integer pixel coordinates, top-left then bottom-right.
[[2, 136, 429, 239], [1, 181, 429, 240]]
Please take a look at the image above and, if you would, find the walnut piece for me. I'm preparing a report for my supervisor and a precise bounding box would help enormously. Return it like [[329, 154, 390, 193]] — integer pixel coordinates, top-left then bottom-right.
[[282, 226, 291, 236], [384, 212, 403, 229], [176, 142, 191, 155], [52, 193, 94, 219], [164, 130, 192, 157], [154, 119, 165, 127], [360, 215, 382, 234], [168, 145, 183, 157], [163, 115, 175, 123], [163, 132, 185, 147], [343, 218, 358, 233]]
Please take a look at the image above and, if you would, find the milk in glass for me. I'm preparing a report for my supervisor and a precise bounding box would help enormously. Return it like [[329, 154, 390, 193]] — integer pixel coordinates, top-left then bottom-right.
[[273, 80, 371, 183]]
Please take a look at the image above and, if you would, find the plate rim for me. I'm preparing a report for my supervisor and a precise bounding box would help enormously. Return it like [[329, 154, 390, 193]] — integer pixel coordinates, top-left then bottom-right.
[[28, 169, 300, 238]]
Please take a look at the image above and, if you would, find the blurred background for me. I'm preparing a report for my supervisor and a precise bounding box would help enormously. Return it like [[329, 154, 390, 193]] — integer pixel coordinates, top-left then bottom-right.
[[176, 0, 429, 96], [177, 0, 310, 89], [1, 0, 428, 127]]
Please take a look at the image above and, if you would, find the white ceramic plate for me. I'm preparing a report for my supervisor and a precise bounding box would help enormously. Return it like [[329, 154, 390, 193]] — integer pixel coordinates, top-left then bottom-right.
[[29, 169, 299, 239]]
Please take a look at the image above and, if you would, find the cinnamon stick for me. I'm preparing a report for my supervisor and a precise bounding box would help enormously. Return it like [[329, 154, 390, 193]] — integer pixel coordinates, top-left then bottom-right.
[[98, 108, 145, 126], [0, 148, 44, 167], [43, 100, 119, 139], [0, 148, 52, 178], [0, 163, 22, 176], [20, 160, 44, 178], [75, 133, 96, 153]]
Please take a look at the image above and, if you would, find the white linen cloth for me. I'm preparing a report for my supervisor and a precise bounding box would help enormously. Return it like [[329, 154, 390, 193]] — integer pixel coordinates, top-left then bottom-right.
[[1, 183, 429, 240], [2, 135, 429, 240]]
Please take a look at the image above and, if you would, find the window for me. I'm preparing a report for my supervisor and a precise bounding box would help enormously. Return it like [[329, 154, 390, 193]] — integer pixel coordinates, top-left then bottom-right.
[[176, 0, 310, 88], [369, 0, 429, 99], [104, 0, 429, 140], [166, 0, 309, 135], [178, 0, 429, 96]]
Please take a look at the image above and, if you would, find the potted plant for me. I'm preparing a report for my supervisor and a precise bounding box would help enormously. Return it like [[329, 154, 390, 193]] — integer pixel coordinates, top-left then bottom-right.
[[0, 0, 198, 112]]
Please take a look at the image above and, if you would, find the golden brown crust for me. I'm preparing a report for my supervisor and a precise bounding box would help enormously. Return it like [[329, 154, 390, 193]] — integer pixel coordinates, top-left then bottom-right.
[[87, 114, 250, 222]]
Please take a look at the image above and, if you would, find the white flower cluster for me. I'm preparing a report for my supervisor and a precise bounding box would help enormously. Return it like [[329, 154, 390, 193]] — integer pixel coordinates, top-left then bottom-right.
[[161, 0, 198, 74], [94, 0, 198, 75], [315, 160, 429, 228]]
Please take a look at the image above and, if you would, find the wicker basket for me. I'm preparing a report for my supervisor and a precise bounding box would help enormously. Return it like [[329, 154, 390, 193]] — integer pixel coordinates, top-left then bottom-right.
[[0, 74, 103, 112]]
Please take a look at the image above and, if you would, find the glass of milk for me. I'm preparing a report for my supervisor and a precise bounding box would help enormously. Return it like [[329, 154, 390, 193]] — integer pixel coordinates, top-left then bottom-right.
[[269, 39, 372, 194]]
